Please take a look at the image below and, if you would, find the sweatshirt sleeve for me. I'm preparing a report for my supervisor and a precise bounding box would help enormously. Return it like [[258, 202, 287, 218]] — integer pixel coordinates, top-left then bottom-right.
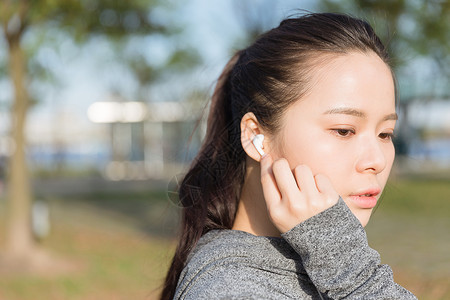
[[281, 197, 417, 300]]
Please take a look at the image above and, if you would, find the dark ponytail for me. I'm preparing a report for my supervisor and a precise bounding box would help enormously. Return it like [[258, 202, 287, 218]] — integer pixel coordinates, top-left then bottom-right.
[[160, 51, 246, 300], [160, 13, 392, 300]]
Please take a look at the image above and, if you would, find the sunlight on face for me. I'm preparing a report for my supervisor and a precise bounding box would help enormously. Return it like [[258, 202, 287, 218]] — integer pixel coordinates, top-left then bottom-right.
[[274, 51, 396, 227]]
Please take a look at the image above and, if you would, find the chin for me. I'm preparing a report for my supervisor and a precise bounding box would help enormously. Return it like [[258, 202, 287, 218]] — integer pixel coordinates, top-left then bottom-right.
[[344, 202, 373, 227], [355, 210, 373, 227], [342, 197, 375, 227]]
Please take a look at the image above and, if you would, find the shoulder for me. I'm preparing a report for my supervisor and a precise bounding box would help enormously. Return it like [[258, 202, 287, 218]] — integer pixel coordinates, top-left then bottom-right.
[[177, 261, 275, 299], [185, 229, 296, 274], [174, 229, 317, 300]]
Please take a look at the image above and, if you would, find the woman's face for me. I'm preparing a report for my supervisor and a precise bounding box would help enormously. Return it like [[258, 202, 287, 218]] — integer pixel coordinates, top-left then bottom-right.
[[272, 51, 396, 227]]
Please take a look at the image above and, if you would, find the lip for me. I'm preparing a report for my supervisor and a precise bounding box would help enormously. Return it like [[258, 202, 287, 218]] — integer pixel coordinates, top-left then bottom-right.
[[349, 188, 381, 209]]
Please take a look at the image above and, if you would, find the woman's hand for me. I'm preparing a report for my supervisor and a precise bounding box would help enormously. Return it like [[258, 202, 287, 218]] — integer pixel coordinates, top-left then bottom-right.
[[260, 154, 340, 233]]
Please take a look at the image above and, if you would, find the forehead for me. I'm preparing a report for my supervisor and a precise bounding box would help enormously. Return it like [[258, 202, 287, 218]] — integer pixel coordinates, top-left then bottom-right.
[[285, 51, 396, 120]]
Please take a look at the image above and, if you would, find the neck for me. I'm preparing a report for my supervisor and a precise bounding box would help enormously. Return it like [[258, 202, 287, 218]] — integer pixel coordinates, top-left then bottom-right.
[[232, 156, 281, 237]]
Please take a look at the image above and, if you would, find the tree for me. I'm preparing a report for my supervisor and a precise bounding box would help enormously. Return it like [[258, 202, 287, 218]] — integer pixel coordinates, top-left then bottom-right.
[[0, 0, 198, 268]]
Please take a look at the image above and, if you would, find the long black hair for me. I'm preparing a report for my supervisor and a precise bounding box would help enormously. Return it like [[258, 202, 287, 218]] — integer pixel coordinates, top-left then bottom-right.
[[160, 12, 392, 300]]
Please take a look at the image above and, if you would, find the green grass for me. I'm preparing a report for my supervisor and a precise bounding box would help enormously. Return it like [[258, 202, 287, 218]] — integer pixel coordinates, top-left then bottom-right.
[[375, 178, 450, 217], [0, 178, 449, 299], [0, 228, 175, 300], [0, 188, 177, 300]]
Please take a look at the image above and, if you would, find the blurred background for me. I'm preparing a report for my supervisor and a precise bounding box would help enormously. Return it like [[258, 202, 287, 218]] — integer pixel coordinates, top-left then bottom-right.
[[0, 0, 449, 299]]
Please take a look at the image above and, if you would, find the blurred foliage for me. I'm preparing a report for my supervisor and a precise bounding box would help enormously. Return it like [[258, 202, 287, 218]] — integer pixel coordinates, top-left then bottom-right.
[[0, 0, 201, 98], [166, 48, 202, 72], [1, 0, 167, 39]]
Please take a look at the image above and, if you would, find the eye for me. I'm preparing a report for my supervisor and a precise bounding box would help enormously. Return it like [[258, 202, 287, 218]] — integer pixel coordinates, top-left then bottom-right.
[[332, 128, 355, 138], [379, 132, 394, 140]]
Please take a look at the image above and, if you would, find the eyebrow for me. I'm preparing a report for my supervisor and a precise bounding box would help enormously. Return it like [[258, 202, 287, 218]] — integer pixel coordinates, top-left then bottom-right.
[[323, 107, 398, 121]]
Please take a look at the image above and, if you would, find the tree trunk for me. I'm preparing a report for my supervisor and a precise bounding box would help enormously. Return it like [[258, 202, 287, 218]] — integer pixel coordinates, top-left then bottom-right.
[[5, 33, 34, 256]]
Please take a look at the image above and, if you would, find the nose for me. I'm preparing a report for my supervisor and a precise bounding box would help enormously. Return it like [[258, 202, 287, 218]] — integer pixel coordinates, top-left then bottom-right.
[[355, 136, 387, 174]]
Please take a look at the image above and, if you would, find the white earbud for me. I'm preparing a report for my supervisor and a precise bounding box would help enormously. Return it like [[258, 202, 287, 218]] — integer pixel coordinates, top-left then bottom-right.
[[252, 134, 266, 157]]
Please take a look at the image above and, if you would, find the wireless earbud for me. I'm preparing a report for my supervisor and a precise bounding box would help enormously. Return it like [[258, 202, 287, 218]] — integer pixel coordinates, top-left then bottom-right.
[[252, 134, 266, 157]]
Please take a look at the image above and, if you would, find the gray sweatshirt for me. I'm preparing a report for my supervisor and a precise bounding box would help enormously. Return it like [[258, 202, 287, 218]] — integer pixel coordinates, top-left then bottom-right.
[[174, 198, 417, 299]]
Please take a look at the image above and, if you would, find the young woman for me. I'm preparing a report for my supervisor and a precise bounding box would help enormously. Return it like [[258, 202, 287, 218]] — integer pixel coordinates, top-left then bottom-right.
[[161, 13, 417, 299]]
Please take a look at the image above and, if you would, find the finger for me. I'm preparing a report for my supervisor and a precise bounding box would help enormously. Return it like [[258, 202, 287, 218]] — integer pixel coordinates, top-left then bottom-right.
[[314, 173, 339, 203], [260, 154, 281, 207], [294, 165, 318, 196], [271, 158, 299, 201]]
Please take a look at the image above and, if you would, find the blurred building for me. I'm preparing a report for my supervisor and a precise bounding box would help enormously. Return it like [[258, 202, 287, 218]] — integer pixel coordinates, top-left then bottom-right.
[[86, 99, 205, 180], [406, 99, 450, 168]]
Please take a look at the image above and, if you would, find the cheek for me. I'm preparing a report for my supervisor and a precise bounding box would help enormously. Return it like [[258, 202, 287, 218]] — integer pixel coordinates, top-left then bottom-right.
[[282, 131, 353, 182], [281, 131, 370, 200]]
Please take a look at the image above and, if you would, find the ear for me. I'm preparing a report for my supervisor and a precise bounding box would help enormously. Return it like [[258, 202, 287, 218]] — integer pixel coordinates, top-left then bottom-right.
[[240, 112, 268, 162]]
